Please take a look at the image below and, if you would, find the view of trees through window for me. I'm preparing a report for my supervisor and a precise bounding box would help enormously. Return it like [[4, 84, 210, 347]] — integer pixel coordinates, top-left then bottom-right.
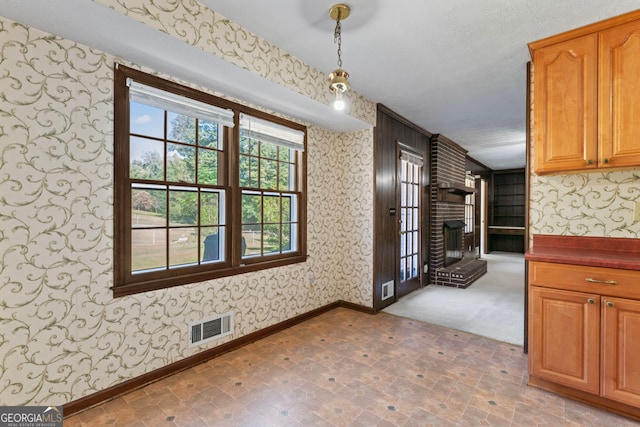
[[130, 102, 225, 272], [239, 130, 297, 258], [129, 105, 298, 273]]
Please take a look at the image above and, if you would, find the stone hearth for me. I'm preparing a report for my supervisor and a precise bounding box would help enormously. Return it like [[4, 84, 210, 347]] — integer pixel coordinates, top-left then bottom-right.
[[435, 257, 488, 288]]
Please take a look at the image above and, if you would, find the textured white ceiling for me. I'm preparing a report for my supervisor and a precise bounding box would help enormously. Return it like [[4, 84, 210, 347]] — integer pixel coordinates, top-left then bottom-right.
[[201, 0, 640, 170], [1, 1, 639, 169]]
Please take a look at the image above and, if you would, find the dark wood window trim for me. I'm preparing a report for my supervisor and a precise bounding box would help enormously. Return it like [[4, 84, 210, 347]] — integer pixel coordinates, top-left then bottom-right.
[[114, 65, 307, 297]]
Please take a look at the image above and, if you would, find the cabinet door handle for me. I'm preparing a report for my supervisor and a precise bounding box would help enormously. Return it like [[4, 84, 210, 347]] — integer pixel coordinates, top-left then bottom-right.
[[603, 158, 609, 164], [587, 159, 594, 165], [585, 278, 618, 285], [606, 301, 614, 308], [587, 298, 595, 304]]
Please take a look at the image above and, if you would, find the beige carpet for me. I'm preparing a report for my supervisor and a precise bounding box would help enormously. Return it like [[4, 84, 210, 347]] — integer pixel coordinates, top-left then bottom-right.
[[383, 252, 525, 346]]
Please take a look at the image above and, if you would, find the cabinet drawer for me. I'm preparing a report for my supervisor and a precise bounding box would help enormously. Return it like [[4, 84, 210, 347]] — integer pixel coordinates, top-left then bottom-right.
[[529, 261, 640, 299]]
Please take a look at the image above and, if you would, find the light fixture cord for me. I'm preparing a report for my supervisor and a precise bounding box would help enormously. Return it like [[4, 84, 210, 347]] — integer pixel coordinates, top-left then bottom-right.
[[334, 11, 343, 68]]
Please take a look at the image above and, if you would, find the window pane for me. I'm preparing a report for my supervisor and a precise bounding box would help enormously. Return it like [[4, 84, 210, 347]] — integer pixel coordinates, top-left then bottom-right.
[[282, 223, 292, 252], [240, 137, 258, 155], [401, 182, 407, 206], [132, 228, 166, 272], [400, 233, 406, 257], [400, 208, 406, 232], [282, 196, 292, 223], [198, 148, 219, 185], [278, 163, 291, 191], [260, 158, 277, 189], [263, 195, 280, 224], [167, 112, 196, 144], [167, 143, 195, 183], [201, 226, 222, 262], [261, 141, 277, 160], [242, 225, 262, 257], [130, 136, 164, 180], [239, 155, 259, 188], [169, 188, 198, 226], [169, 227, 198, 267], [249, 158, 259, 188], [242, 193, 262, 225], [264, 224, 280, 254], [239, 155, 250, 187], [413, 208, 419, 230], [198, 121, 221, 148], [200, 191, 221, 226], [279, 147, 291, 162], [130, 102, 164, 138], [132, 188, 166, 228]]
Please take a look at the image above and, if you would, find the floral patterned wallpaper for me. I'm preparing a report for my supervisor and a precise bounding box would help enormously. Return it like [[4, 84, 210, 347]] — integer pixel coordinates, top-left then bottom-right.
[[0, 12, 374, 407], [93, 0, 376, 127], [528, 65, 640, 239], [530, 172, 640, 237]]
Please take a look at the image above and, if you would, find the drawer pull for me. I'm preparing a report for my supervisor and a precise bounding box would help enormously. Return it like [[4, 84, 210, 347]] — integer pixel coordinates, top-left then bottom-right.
[[585, 278, 618, 285], [587, 298, 595, 304], [606, 301, 614, 308]]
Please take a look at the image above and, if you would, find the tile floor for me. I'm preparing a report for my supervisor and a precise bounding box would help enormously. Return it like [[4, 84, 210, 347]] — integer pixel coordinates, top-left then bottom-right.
[[65, 308, 639, 426]]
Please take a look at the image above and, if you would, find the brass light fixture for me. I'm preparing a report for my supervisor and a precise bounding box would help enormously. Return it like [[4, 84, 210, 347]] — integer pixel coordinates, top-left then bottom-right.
[[328, 3, 350, 111]]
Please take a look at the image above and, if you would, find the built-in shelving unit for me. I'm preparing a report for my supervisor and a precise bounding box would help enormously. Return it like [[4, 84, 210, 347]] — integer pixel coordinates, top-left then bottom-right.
[[489, 169, 525, 253]]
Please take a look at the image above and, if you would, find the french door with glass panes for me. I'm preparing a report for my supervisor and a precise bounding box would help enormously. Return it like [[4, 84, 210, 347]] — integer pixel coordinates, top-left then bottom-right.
[[397, 149, 422, 297]]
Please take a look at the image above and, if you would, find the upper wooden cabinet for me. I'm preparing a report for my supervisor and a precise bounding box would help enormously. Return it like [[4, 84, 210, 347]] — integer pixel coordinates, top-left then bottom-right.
[[530, 11, 640, 174], [599, 20, 640, 170]]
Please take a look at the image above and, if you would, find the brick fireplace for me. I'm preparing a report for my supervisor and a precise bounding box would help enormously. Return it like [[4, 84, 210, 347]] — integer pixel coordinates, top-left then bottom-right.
[[430, 134, 487, 288], [443, 220, 465, 266]]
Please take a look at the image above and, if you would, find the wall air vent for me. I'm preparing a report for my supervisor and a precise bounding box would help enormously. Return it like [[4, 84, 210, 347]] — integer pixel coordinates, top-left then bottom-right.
[[381, 280, 394, 301], [188, 312, 233, 347]]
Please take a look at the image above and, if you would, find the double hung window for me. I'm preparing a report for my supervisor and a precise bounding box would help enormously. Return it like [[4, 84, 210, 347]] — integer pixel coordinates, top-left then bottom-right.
[[114, 65, 306, 296]]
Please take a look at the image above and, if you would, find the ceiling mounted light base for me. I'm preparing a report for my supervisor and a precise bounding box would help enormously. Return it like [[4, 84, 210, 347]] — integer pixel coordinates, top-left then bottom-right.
[[329, 69, 350, 93], [329, 4, 350, 22]]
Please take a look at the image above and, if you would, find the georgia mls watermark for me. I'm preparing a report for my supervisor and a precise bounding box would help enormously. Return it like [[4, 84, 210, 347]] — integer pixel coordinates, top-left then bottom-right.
[[0, 406, 63, 427]]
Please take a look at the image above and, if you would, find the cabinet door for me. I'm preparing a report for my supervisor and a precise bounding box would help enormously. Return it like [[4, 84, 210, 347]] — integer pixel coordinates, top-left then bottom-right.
[[601, 297, 640, 406], [599, 20, 640, 169], [533, 34, 598, 174], [529, 287, 600, 393]]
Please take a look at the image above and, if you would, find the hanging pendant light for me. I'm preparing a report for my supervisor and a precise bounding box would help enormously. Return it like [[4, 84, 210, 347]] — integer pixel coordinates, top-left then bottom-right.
[[328, 4, 351, 111]]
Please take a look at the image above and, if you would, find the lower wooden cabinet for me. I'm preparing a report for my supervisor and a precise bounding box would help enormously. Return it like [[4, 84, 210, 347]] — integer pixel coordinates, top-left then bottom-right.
[[601, 297, 640, 407], [528, 261, 640, 416], [529, 287, 600, 394]]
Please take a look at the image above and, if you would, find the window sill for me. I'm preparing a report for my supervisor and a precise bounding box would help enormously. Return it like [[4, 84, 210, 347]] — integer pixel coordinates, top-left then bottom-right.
[[113, 254, 308, 297]]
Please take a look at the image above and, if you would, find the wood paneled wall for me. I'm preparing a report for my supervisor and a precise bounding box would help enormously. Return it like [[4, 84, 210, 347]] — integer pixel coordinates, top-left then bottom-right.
[[374, 105, 431, 311]]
